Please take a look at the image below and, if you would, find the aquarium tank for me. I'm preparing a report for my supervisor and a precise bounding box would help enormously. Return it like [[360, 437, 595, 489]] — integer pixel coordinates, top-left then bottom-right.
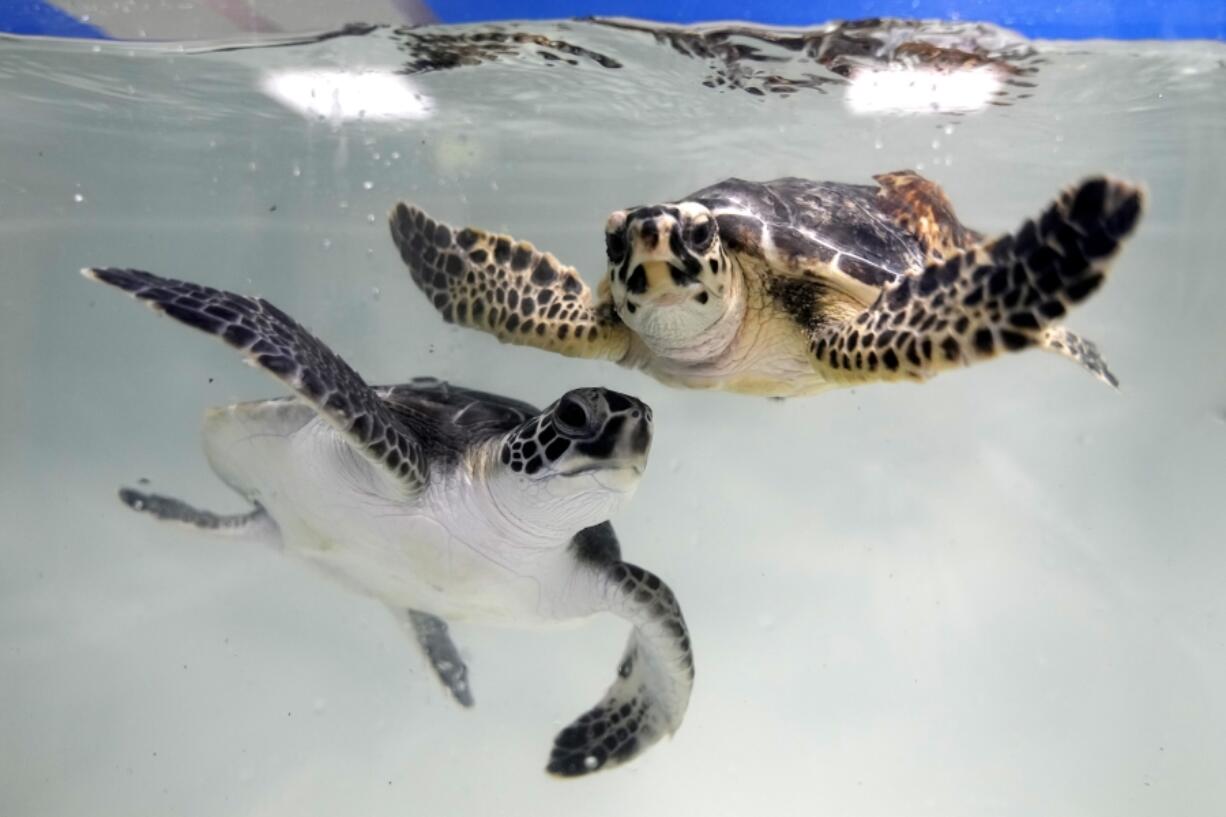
[[2, 0, 1223, 815]]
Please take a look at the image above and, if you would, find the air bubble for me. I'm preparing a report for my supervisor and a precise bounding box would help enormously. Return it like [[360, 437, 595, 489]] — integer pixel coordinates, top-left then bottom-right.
[[371, 286, 381, 300], [322, 238, 332, 250], [73, 193, 85, 203], [363, 180, 374, 190], [583, 756, 599, 770], [292, 165, 302, 177], [366, 213, 376, 223]]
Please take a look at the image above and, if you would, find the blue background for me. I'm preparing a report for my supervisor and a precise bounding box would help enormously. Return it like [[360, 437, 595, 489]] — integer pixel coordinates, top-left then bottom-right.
[[2, 0, 1223, 40]]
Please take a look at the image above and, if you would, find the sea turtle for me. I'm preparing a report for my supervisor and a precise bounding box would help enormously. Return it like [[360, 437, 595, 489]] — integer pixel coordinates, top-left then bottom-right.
[[389, 172, 1142, 398], [82, 267, 693, 777]]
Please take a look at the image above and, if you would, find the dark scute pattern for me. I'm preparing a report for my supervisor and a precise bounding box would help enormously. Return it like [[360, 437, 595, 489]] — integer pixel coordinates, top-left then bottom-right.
[[379, 377, 538, 462], [87, 267, 429, 490], [691, 176, 923, 282], [873, 170, 983, 260]]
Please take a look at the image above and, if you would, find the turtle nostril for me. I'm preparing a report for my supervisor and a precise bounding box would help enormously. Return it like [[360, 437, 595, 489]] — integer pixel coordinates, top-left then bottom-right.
[[556, 396, 588, 431]]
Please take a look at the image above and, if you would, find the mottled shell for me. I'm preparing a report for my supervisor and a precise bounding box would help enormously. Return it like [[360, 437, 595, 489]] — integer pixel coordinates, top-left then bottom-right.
[[686, 174, 980, 301]]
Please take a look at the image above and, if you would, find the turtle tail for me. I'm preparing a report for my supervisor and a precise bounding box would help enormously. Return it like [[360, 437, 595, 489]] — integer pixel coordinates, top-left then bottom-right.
[[815, 176, 1143, 388]]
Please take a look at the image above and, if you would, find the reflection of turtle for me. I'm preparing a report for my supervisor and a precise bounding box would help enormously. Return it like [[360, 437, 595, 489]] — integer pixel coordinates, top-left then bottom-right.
[[83, 267, 693, 777], [391, 173, 1142, 398], [389, 18, 1038, 101]]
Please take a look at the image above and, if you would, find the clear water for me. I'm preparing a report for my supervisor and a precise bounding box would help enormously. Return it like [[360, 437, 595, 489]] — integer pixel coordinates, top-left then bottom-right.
[[2, 20, 1224, 816]]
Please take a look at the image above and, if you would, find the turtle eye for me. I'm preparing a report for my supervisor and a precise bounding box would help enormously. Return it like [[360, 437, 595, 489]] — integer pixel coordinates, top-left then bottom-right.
[[605, 230, 628, 263], [686, 217, 714, 251], [555, 395, 590, 433]]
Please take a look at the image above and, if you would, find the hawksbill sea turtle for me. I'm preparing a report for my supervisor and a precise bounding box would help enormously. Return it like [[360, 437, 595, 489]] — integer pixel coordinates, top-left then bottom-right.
[[390, 172, 1142, 398]]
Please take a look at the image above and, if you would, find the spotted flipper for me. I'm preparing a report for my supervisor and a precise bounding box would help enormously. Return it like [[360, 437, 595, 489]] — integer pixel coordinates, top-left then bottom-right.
[[874, 170, 983, 262], [389, 203, 631, 361], [118, 487, 276, 538], [405, 610, 474, 708], [809, 177, 1143, 387], [547, 562, 693, 777], [83, 268, 431, 492]]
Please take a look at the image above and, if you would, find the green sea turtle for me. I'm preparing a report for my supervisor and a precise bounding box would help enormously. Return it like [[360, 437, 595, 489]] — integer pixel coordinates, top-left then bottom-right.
[[83, 267, 693, 777], [390, 173, 1142, 398]]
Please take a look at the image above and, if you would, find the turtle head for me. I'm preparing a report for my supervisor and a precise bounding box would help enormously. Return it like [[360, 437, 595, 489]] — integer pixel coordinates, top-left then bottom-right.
[[604, 202, 736, 354], [489, 388, 652, 536]]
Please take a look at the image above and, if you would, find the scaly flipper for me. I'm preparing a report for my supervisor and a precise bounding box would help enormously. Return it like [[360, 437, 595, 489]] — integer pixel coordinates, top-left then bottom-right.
[[809, 177, 1143, 387], [83, 268, 431, 492], [547, 561, 693, 777], [118, 486, 276, 538], [404, 610, 474, 708], [389, 203, 631, 360]]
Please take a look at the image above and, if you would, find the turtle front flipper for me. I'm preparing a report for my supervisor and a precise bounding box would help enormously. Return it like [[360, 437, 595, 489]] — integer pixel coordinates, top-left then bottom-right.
[[809, 177, 1143, 387], [83, 268, 432, 493], [389, 203, 631, 361], [404, 609, 474, 708], [547, 562, 693, 777]]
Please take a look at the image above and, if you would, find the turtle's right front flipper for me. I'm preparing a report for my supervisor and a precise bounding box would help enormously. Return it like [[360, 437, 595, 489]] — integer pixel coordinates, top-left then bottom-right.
[[547, 561, 694, 777], [83, 268, 430, 493], [389, 203, 631, 361], [810, 177, 1143, 388]]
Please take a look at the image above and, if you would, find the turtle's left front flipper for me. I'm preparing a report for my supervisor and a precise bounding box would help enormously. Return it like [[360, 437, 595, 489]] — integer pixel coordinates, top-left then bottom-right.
[[547, 562, 693, 777], [83, 268, 431, 493], [810, 177, 1143, 388], [389, 203, 631, 361]]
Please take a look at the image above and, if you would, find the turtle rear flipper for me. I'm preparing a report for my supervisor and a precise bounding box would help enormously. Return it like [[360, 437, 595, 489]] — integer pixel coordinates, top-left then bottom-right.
[[388, 203, 632, 361], [118, 487, 276, 538], [810, 177, 1143, 387], [404, 609, 474, 708], [1038, 326, 1118, 388], [547, 561, 693, 777]]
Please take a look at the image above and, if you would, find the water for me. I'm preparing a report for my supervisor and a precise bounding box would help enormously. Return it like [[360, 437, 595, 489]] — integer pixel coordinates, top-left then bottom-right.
[[2, 19, 1224, 816]]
